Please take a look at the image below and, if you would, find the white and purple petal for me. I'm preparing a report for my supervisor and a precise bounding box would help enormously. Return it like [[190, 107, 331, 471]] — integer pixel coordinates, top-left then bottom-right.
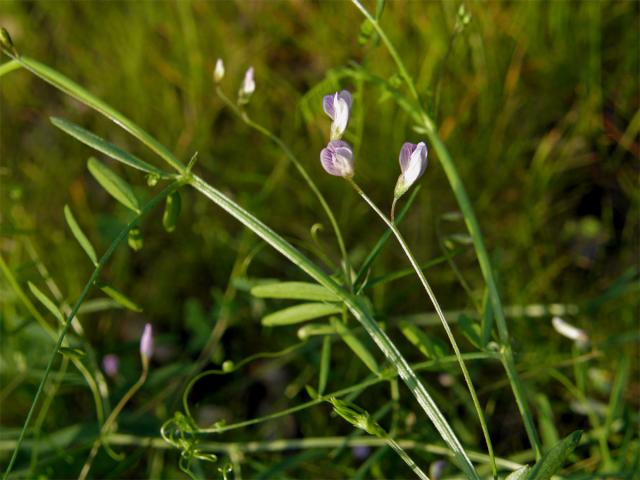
[[320, 140, 354, 178]]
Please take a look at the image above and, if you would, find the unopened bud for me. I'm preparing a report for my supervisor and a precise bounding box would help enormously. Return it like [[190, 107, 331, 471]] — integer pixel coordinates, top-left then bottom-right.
[[213, 58, 225, 83], [140, 323, 154, 361]]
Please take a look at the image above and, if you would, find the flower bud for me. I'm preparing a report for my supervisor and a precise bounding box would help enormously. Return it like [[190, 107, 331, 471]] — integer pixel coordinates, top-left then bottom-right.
[[238, 66, 255, 104], [140, 323, 154, 361], [213, 58, 225, 83], [102, 354, 120, 378], [0, 28, 16, 56], [320, 140, 354, 178], [394, 141, 428, 199], [323, 90, 352, 140]]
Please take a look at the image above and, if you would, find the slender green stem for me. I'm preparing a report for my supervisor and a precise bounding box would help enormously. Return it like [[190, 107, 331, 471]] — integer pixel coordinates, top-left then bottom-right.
[[216, 87, 352, 288], [78, 362, 149, 480], [348, 179, 497, 477], [349, 0, 542, 459], [386, 437, 430, 480], [2, 181, 180, 480]]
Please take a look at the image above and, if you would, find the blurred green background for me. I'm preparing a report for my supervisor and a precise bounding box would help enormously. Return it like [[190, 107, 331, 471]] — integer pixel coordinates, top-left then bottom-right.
[[1, 1, 638, 478]]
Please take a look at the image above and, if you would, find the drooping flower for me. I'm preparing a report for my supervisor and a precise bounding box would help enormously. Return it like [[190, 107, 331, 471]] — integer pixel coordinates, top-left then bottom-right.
[[238, 66, 255, 104], [102, 354, 120, 378], [394, 141, 428, 199], [320, 140, 354, 178], [213, 58, 225, 83], [140, 323, 154, 361], [323, 90, 352, 140]]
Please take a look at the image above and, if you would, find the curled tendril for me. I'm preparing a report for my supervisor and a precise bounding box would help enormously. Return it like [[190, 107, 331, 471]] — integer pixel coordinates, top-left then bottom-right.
[[161, 412, 218, 479]]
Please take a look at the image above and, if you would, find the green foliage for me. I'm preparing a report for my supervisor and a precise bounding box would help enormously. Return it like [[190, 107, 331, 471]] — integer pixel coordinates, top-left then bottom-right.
[[0, 0, 637, 479]]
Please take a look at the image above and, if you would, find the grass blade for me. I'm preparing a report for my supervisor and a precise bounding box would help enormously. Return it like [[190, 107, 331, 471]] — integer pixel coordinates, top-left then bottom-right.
[[97, 283, 143, 312], [64, 205, 98, 266], [318, 336, 331, 395], [51, 117, 171, 177], [28, 282, 64, 324], [87, 157, 140, 213], [331, 317, 379, 375], [252, 282, 340, 302], [529, 430, 582, 480], [262, 303, 342, 327]]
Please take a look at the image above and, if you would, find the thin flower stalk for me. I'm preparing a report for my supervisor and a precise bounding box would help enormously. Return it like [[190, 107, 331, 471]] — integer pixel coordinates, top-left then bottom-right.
[[347, 178, 497, 477]]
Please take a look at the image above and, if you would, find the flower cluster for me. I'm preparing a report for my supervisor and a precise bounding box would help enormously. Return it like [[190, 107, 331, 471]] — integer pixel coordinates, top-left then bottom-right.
[[319, 89, 428, 201]]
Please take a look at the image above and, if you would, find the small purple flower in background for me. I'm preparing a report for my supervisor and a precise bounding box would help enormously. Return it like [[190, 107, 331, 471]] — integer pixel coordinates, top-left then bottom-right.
[[429, 460, 447, 480], [323, 90, 352, 140], [351, 445, 371, 460], [320, 140, 354, 178], [213, 58, 225, 83], [394, 141, 428, 199], [238, 66, 255, 104], [140, 323, 154, 361], [102, 354, 119, 378]]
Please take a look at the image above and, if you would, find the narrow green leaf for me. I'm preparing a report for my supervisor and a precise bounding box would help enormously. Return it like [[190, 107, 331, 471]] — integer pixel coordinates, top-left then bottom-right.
[[458, 313, 482, 349], [51, 117, 170, 177], [58, 347, 86, 360], [604, 355, 629, 435], [87, 157, 140, 213], [98, 283, 142, 312], [480, 288, 494, 347], [318, 335, 331, 395], [331, 317, 379, 375], [252, 282, 340, 302], [162, 190, 181, 233], [505, 465, 530, 480], [28, 282, 64, 323], [64, 205, 98, 265], [535, 393, 560, 449], [262, 303, 341, 327], [399, 321, 448, 359], [529, 430, 582, 480]]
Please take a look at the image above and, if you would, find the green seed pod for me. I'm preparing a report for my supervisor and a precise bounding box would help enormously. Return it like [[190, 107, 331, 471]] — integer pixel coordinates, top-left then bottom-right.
[[222, 360, 234, 372], [146, 173, 160, 187], [128, 227, 144, 251], [162, 191, 181, 233]]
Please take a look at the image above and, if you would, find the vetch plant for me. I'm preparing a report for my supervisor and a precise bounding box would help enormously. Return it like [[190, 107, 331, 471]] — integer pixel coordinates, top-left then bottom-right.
[[0, 2, 604, 476]]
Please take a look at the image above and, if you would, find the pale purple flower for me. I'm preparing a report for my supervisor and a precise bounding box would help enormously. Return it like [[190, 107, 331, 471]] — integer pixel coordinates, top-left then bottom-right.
[[320, 140, 354, 178], [102, 354, 119, 378], [394, 141, 428, 198], [238, 66, 255, 103], [140, 323, 154, 360], [213, 58, 225, 83], [351, 445, 370, 460], [323, 90, 352, 140], [429, 460, 447, 480]]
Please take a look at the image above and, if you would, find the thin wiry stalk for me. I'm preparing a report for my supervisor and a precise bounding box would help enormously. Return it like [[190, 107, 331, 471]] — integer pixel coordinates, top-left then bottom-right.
[[348, 178, 497, 477]]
